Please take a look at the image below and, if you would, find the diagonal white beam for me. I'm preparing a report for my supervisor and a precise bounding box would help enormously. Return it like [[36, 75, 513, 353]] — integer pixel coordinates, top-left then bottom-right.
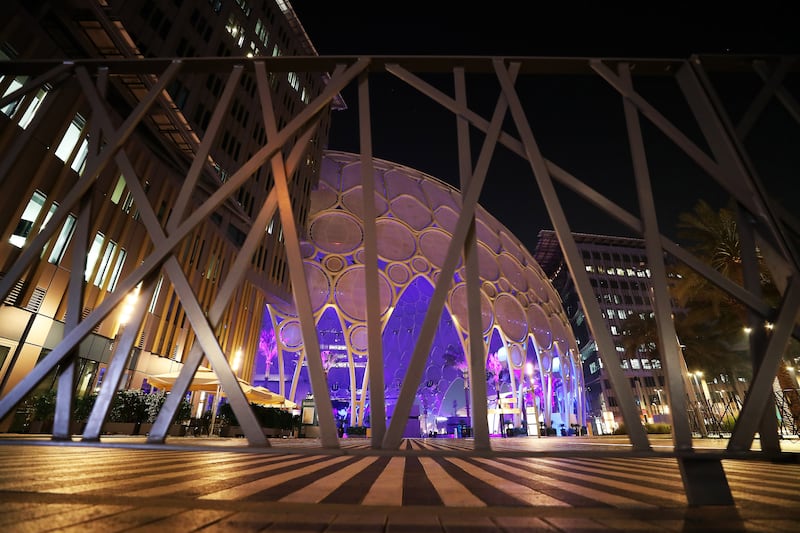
[[0, 60, 368, 422], [254, 60, 340, 448], [495, 58, 651, 450], [619, 63, 694, 450], [454, 66, 490, 450], [357, 71, 387, 448], [0, 61, 182, 302], [728, 278, 800, 451], [382, 62, 512, 449], [166, 65, 243, 234]]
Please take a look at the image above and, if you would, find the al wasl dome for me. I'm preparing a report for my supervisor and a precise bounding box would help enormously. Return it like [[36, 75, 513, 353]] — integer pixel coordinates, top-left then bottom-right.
[[253, 151, 584, 436]]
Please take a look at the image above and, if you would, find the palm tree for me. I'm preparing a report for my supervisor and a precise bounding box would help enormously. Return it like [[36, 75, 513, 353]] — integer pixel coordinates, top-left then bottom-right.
[[672, 199, 800, 429]]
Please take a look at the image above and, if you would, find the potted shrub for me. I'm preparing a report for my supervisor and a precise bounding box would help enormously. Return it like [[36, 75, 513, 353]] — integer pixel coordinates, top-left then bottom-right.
[[142, 391, 191, 436], [105, 389, 147, 434], [28, 390, 56, 433]]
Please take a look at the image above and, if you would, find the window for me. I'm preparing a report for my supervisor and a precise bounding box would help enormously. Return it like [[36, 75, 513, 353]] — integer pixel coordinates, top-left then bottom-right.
[[110, 175, 126, 204], [17, 87, 49, 129], [9, 191, 46, 247], [54, 114, 87, 165], [93, 240, 117, 287], [148, 276, 164, 313], [630, 358, 641, 369], [48, 213, 76, 264], [107, 249, 126, 292], [85, 233, 105, 281]]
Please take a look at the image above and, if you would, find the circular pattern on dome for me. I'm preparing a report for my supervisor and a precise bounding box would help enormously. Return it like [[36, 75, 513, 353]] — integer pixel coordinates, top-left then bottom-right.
[[497, 277, 511, 293], [498, 253, 527, 292], [499, 231, 525, 263], [421, 179, 459, 210], [495, 293, 528, 342], [387, 263, 411, 285], [300, 242, 316, 259], [353, 249, 365, 263], [419, 229, 455, 270], [516, 292, 529, 308], [279, 320, 303, 349], [561, 352, 572, 379], [475, 217, 501, 253], [527, 304, 552, 350], [477, 242, 500, 281], [342, 188, 389, 219], [340, 161, 364, 191], [324, 255, 345, 273], [334, 266, 392, 321], [309, 182, 338, 213], [384, 169, 423, 198], [349, 325, 368, 353], [434, 206, 458, 234], [411, 256, 429, 273], [310, 212, 363, 254], [391, 194, 432, 230], [449, 283, 494, 335], [539, 350, 552, 373], [508, 344, 525, 368], [305, 261, 331, 313], [549, 315, 571, 352], [376, 218, 416, 261], [481, 281, 497, 299], [526, 268, 549, 303]]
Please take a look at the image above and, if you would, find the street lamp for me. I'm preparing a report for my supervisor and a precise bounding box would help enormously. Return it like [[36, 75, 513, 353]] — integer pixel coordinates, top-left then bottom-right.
[[525, 362, 541, 438]]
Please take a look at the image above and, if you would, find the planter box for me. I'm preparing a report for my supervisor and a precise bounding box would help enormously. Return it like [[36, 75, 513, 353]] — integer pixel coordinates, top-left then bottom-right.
[[103, 422, 137, 435]]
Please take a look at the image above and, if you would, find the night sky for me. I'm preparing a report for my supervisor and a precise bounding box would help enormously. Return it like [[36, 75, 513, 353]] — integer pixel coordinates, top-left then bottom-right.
[[290, 3, 799, 254]]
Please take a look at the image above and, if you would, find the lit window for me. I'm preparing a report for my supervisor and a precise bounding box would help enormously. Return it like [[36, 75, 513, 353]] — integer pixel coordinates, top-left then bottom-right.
[[610, 325, 619, 335], [9, 191, 46, 247], [93, 240, 118, 287], [0, 75, 25, 117], [585, 265, 594, 272], [107, 249, 126, 292], [642, 359, 652, 369], [149, 276, 164, 313], [620, 359, 629, 369], [54, 114, 87, 164], [110, 175, 126, 204], [630, 359, 641, 369], [617, 309, 627, 319], [85, 232, 105, 281], [17, 87, 48, 129], [48, 214, 76, 264]]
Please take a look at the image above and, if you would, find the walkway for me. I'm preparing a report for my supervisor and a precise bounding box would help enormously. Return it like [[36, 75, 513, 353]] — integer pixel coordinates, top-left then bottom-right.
[[0, 435, 798, 532]]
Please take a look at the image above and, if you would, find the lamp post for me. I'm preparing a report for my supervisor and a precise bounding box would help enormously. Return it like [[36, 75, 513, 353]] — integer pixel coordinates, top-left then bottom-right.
[[526, 362, 541, 438]]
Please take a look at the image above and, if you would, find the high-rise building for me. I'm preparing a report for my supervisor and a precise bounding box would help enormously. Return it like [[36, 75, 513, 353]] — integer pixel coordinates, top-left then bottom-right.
[[0, 0, 342, 430], [534, 229, 755, 436]]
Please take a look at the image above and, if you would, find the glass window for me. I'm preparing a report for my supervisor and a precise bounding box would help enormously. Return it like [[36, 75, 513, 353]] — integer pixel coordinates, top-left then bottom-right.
[[9, 191, 46, 247], [94, 240, 117, 287], [54, 114, 87, 164], [17, 87, 48, 129], [630, 359, 641, 369], [48, 214, 76, 264], [110, 175, 126, 204], [107, 249, 126, 292], [85, 233, 105, 281]]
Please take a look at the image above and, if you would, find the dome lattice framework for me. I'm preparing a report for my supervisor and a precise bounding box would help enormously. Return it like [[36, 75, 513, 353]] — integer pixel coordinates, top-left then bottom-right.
[[257, 151, 583, 433]]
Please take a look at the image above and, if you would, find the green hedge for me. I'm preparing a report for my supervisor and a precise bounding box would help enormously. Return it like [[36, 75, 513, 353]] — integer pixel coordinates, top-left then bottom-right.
[[218, 402, 294, 430], [612, 423, 672, 435]]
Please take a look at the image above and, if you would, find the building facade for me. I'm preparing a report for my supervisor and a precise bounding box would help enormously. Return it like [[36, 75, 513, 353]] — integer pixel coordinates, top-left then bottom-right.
[[534, 229, 757, 436], [0, 0, 338, 430]]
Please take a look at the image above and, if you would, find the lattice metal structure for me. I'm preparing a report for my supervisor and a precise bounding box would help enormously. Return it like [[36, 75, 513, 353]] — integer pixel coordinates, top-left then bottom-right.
[[0, 54, 798, 506]]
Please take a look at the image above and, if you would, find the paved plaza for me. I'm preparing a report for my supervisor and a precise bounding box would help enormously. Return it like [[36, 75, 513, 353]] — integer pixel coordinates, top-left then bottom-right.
[[0, 434, 798, 532]]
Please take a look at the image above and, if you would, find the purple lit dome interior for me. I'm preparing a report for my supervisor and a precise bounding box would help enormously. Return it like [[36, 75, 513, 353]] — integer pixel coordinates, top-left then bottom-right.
[[254, 151, 584, 434]]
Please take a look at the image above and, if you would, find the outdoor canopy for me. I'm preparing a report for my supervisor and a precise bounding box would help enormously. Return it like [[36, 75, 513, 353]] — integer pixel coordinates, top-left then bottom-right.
[[148, 367, 296, 408]]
